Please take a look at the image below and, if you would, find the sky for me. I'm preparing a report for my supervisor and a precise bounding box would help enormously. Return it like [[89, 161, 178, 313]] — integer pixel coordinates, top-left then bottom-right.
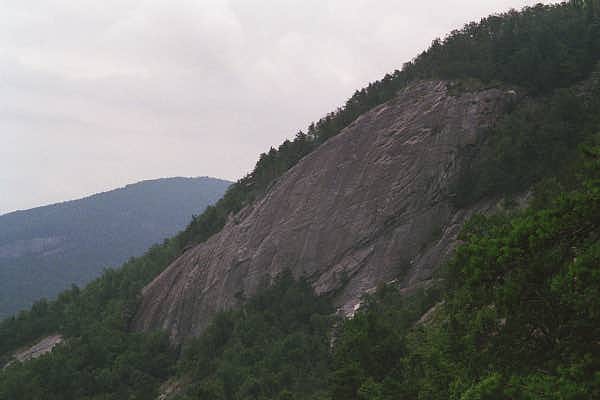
[[0, 0, 550, 214]]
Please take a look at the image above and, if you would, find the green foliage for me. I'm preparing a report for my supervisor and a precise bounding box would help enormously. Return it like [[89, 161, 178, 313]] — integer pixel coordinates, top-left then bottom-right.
[[453, 76, 600, 205], [2, 144, 597, 398], [330, 286, 442, 400], [3, 3, 600, 399], [330, 146, 600, 399], [0, 237, 179, 359], [176, 272, 335, 400], [177, 0, 600, 249], [0, 240, 179, 398], [0, 332, 173, 400], [406, 1, 600, 92]]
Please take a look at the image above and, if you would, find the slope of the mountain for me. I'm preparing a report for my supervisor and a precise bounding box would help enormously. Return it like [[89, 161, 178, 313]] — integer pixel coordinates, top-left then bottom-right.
[[1, 2, 599, 399], [134, 81, 515, 342], [0, 177, 231, 318]]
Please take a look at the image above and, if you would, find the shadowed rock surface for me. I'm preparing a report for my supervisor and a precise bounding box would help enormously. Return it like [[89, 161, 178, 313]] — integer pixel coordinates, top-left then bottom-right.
[[134, 81, 513, 342]]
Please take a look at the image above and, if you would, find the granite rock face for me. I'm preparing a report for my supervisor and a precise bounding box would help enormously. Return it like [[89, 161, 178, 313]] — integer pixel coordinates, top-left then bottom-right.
[[134, 81, 512, 342], [3, 335, 63, 369]]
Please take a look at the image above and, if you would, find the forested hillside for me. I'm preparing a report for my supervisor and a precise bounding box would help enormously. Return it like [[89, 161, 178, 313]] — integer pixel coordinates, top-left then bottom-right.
[[326, 144, 600, 399], [0, 177, 231, 318], [1, 1, 599, 399], [164, 143, 600, 399]]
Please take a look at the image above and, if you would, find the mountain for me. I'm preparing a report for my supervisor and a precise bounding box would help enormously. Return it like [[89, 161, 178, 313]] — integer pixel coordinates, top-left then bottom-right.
[[134, 80, 516, 341], [1, 2, 599, 399], [0, 177, 231, 318]]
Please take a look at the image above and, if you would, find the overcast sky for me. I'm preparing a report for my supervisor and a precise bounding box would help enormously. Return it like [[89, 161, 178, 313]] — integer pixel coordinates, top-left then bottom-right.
[[0, 0, 550, 214]]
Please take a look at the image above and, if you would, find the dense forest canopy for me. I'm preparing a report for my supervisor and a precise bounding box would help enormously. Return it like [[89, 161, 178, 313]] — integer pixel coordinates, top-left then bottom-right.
[[1, 1, 600, 399], [176, 272, 335, 400]]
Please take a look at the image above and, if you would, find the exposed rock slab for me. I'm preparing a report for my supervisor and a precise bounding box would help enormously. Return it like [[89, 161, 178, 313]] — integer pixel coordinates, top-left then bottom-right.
[[3, 334, 63, 369], [134, 81, 512, 342]]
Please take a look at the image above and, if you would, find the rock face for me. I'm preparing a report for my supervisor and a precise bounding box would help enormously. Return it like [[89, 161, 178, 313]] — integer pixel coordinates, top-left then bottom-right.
[[3, 335, 63, 369], [134, 81, 512, 342]]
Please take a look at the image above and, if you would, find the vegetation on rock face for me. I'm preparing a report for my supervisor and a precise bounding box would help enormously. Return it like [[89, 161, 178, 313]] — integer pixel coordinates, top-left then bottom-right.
[[328, 144, 600, 399], [176, 0, 600, 250], [453, 72, 600, 205], [1, 1, 599, 399], [0, 144, 598, 398], [176, 145, 599, 400]]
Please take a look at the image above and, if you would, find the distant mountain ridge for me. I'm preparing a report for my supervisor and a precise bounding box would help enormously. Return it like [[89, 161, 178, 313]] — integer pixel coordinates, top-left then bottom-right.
[[0, 176, 231, 318]]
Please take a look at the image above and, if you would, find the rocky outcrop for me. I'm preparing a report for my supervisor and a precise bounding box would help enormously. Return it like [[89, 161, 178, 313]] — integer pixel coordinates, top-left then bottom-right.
[[3, 335, 63, 369], [134, 80, 513, 343]]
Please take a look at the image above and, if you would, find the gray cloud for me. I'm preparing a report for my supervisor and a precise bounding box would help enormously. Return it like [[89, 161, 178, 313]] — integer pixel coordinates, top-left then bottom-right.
[[0, 0, 549, 214]]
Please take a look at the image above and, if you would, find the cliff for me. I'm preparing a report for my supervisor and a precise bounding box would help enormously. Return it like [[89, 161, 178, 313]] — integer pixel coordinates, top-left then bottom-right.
[[134, 80, 514, 342]]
